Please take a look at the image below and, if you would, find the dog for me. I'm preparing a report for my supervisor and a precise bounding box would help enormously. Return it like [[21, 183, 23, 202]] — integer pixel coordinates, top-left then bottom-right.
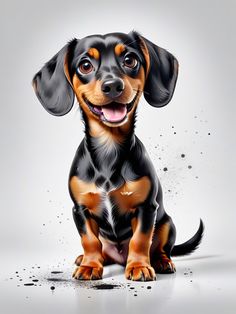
[[32, 31, 204, 281]]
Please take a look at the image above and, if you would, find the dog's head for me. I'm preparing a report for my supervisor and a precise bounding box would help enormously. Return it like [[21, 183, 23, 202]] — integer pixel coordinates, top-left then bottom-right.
[[33, 32, 178, 127]]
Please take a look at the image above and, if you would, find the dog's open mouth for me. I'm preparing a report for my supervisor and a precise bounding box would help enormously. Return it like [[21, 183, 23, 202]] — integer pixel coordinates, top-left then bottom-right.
[[83, 93, 138, 123]]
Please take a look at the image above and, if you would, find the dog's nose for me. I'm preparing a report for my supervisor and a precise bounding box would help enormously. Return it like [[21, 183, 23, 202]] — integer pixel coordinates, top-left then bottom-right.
[[101, 78, 124, 98]]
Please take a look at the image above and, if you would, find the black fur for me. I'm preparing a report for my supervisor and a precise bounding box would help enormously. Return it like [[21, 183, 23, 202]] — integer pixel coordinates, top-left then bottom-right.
[[141, 36, 179, 107], [33, 43, 74, 116]]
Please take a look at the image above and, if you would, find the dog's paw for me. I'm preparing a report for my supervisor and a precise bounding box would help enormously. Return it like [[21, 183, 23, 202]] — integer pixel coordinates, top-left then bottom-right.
[[153, 257, 176, 274], [72, 265, 103, 280], [125, 263, 156, 281]]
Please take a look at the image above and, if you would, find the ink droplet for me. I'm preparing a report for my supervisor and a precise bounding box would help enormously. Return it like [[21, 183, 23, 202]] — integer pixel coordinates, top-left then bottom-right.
[[50, 286, 55, 291], [163, 167, 168, 172]]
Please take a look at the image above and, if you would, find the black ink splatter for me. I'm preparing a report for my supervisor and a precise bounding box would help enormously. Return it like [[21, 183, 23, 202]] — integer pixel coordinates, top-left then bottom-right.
[[92, 284, 121, 290], [47, 278, 68, 282]]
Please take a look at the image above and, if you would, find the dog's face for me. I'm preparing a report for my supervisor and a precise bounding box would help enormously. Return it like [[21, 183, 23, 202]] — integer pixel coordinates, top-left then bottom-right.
[[69, 33, 146, 127], [33, 32, 178, 128]]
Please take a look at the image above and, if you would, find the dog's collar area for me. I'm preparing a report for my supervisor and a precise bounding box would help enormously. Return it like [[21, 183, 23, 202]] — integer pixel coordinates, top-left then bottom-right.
[[83, 93, 138, 124]]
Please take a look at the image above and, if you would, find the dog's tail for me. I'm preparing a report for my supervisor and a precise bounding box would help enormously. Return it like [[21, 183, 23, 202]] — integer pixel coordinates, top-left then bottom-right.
[[171, 219, 204, 256]]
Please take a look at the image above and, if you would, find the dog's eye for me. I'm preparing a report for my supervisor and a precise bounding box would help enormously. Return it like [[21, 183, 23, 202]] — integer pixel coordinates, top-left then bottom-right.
[[78, 60, 94, 74], [123, 54, 138, 69]]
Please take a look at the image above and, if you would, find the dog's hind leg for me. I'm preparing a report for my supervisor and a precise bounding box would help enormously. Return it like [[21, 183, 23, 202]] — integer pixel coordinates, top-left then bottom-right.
[[150, 215, 176, 273]]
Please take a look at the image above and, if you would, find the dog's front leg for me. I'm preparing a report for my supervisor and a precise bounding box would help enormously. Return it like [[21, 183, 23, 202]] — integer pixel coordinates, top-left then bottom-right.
[[125, 206, 157, 281], [72, 208, 104, 280]]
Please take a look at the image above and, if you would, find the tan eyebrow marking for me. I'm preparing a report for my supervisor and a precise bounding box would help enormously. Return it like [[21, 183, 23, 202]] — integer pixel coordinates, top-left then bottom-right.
[[88, 48, 100, 60], [114, 43, 126, 56]]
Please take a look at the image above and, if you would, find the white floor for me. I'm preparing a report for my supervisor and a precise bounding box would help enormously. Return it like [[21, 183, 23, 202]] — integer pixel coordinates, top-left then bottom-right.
[[1, 253, 236, 314]]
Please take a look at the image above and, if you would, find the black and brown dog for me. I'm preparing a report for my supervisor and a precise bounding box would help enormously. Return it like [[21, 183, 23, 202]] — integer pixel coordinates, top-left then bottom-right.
[[33, 31, 204, 281]]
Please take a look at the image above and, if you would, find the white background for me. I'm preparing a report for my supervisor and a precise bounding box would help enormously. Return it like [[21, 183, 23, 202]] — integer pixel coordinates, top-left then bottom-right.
[[0, 1, 235, 313]]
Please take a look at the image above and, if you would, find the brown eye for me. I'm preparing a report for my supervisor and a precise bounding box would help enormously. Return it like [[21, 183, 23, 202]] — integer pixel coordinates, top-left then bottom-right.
[[124, 54, 138, 68], [78, 60, 93, 74]]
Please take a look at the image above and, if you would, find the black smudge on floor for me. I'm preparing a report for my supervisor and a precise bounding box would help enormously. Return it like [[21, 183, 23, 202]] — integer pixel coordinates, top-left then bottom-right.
[[47, 278, 70, 282], [91, 283, 121, 290]]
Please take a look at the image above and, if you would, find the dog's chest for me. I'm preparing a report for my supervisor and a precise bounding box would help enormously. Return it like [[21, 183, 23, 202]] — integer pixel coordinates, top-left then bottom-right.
[[70, 175, 151, 228]]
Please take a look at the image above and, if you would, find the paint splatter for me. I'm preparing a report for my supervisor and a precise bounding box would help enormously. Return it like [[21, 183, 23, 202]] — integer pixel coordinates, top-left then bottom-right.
[[92, 283, 121, 290]]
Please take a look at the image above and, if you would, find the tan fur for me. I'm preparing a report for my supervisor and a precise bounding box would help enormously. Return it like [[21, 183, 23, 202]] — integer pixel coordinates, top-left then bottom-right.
[[88, 47, 100, 60], [69, 176, 101, 214], [73, 218, 104, 280], [70, 175, 151, 215], [125, 216, 156, 280], [110, 176, 151, 213], [155, 222, 170, 255], [138, 37, 151, 78], [114, 43, 126, 56]]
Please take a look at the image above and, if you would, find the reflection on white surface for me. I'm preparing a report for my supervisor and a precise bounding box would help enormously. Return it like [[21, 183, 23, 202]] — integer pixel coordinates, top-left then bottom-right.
[[1, 254, 236, 314]]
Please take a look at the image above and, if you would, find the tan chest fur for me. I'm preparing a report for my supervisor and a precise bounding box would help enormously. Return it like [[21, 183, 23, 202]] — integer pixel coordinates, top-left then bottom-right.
[[69, 176, 151, 215]]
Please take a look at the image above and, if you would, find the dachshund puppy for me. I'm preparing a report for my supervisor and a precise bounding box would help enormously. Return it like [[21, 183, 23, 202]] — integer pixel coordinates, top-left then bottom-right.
[[33, 32, 203, 281]]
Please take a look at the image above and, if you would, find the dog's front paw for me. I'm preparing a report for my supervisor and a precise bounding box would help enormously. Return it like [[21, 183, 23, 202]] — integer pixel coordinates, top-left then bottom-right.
[[125, 262, 156, 281], [73, 265, 103, 280]]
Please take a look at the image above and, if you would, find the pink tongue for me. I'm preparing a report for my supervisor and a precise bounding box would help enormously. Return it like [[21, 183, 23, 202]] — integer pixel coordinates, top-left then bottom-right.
[[102, 104, 127, 122]]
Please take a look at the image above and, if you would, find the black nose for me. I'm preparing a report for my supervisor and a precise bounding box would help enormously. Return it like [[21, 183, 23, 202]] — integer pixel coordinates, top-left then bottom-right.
[[101, 78, 124, 98]]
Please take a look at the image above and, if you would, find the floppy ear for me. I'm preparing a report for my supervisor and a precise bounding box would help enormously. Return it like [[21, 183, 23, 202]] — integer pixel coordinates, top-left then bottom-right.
[[139, 36, 179, 107], [32, 41, 76, 116]]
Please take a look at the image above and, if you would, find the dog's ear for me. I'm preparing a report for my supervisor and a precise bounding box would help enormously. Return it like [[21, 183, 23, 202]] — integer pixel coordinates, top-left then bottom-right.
[[138, 36, 179, 108], [32, 40, 77, 116]]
